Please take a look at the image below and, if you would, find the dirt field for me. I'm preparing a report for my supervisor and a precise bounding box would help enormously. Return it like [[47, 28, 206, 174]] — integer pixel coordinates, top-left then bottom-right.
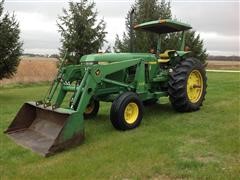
[[207, 60, 240, 70], [0, 57, 239, 85], [0, 57, 58, 85]]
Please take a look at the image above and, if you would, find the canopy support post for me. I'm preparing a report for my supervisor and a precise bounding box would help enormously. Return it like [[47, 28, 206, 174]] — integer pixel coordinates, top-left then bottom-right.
[[157, 34, 161, 54], [180, 31, 186, 51]]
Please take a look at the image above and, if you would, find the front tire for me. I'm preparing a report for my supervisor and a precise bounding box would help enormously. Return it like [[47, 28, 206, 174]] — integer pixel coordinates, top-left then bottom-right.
[[83, 99, 100, 119], [70, 96, 99, 119], [168, 58, 207, 112], [110, 92, 143, 130]]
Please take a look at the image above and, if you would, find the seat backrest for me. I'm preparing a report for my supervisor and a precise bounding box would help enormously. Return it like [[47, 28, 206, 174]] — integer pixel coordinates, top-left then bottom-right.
[[158, 50, 176, 63]]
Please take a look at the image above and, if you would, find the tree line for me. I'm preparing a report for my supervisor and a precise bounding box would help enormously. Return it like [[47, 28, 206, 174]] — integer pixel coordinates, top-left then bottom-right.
[[0, 0, 207, 80]]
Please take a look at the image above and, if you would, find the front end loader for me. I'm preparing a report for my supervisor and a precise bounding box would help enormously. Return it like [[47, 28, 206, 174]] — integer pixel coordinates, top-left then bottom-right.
[[5, 19, 207, 157]]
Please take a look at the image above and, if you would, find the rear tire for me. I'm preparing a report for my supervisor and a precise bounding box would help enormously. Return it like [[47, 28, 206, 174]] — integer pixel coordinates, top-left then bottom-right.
[[168, 58, 207, 112], [110, 92, 143, 130]]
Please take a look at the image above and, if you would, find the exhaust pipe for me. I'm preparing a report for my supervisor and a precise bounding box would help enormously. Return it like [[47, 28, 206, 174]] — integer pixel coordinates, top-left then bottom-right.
[[130, 8, 135, 53]]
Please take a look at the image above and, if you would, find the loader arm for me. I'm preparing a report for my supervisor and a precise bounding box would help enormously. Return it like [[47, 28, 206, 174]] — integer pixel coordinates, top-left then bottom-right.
[[5, 58, 143, 156], [53, 58, 142, 108], [60, 58, 143, 139]]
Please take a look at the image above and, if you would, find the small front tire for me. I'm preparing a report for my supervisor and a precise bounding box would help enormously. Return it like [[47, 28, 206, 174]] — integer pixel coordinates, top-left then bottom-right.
[[70, 96, 99, 119], [110, 92, 143, 130], [83, 99, 100, 119]]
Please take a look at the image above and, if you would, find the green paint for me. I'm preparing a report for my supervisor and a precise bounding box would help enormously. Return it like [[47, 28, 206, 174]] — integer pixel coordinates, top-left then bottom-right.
[[80, 53, 156, 63], [134, 19, 192, 34], [7, 18, 194, 154]]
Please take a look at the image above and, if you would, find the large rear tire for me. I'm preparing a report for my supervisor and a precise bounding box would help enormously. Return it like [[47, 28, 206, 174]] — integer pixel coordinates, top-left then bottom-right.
[[110, 92, 143, 130], [168, 58, 207, 112]]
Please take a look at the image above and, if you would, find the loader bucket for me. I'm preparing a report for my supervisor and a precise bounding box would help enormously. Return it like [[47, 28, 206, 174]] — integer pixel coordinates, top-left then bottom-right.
[[4, 102, 84, 157]]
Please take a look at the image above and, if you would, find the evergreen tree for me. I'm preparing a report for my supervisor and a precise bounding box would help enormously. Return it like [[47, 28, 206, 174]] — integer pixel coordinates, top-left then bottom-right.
[[163, 30, 208, 61], [0, 0, 23, 80], [135, 0, 172, 52], [58, 0, 107, 64], [104, 45, 112, 53], [185, 31, 207, 61], [114, 0, 171, 53], [113, 34, 129, 52], [114, 0, 207, 62]]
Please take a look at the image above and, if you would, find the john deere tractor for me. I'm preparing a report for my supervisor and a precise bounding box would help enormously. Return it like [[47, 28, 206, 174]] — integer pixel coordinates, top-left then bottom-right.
[[5, 19, 207, 156]]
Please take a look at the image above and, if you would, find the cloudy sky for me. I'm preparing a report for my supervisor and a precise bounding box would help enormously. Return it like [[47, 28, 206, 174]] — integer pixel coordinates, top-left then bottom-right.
[[3, 0, 240, 56]]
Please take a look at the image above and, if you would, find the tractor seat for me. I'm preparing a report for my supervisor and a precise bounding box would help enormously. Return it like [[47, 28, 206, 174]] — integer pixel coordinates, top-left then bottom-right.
[[158, 50, 175, 63]]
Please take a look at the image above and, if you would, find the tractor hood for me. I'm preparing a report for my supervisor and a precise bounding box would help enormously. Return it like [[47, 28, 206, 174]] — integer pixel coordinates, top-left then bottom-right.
[[80, 53, 156, 63]]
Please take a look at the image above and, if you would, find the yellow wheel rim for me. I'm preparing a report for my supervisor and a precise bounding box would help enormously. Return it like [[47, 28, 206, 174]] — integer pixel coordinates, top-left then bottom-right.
[[85, 102, 95, 114], [187, 70, 203, 103], [124, 102, 139, 124]]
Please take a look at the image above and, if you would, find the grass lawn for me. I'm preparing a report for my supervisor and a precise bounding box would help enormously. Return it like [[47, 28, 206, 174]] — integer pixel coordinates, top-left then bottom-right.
[[0, 72, 239, 179]]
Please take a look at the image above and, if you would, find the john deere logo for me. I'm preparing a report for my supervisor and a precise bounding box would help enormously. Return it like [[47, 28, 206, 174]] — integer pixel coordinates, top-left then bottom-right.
[[95, 69, 101, 76]]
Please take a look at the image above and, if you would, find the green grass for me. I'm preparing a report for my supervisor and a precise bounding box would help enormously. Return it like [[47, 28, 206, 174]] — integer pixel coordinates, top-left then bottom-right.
[[0, 72, 239, 179]]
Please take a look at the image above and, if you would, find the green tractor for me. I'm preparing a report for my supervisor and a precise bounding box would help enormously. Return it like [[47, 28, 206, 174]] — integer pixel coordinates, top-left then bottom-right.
[[5, 19, 207, 156]]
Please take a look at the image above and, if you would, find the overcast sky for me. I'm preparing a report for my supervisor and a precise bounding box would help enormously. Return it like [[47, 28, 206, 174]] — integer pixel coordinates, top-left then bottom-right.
[[3, 0, 240, 56]]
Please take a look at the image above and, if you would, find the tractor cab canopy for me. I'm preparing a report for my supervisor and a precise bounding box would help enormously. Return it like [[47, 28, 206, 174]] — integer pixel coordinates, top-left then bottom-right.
[[134, 19, 192, 34]]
